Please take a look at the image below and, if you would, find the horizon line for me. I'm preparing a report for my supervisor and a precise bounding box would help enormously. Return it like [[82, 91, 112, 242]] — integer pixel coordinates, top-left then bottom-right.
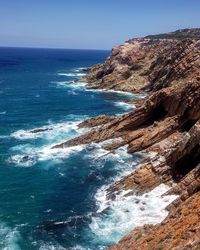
[[0, 45, 111, 52]]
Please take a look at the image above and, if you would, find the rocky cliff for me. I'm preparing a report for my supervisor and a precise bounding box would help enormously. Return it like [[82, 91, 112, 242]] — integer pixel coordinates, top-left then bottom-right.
[[62, 29, 200, 249], [83, 28, 200, 93]]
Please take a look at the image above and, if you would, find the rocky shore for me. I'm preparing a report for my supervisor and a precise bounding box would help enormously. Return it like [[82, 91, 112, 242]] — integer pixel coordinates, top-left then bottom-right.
[[59, 28, 200, 249]]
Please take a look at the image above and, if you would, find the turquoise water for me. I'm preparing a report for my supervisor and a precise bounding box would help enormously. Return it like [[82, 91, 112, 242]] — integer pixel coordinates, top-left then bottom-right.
[[0, 47, 142, 249]]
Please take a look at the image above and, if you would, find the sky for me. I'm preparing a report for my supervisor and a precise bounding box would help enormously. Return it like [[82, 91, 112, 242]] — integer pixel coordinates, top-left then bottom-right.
[[0, 0, 199, 50]]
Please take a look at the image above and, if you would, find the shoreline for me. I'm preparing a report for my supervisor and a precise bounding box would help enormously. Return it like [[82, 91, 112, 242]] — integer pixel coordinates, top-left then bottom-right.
[[57, 29, 200, 249], [52, 71, 183, 247]]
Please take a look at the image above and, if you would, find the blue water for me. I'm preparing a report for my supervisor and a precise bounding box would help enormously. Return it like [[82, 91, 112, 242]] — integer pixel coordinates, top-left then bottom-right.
[[0, 47, 140, 250]]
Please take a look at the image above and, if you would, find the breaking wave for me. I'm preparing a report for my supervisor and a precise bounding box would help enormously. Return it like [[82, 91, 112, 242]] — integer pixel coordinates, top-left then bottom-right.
[[0, 223, 21, 250], [90, 184, 177, 246]]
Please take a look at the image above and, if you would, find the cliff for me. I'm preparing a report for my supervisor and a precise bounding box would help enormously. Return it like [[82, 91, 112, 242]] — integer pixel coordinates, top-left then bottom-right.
[[60, 29, 200, 249], [83, 28, 200, 93]]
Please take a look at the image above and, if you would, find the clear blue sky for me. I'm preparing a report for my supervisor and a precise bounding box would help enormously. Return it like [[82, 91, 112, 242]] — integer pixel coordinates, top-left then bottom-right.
[[0, 0, 199, 50]]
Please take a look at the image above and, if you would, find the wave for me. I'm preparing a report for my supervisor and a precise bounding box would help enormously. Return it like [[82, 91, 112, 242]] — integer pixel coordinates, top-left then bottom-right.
[[9, 115, 91, 167], [90, 184, 178, 245], [39, 243, 67, 250], [9, 116, 91, 167], [9, 138, 129, 168], [53, 81, 86, 95], [0, 135, 10, 139], [84, 86, 135, 97], [113, 101, 135, 111], [53, 79, 144, 104], [58, 73, 86, 77], [54, 81, 137, 102], [0, 111, 6, 115], [11, 117, 87, 141], [68, 246, 89, 250], [9, 143, 86, 168], [0, 223, 21, 250], [83, 144, 141, 186], [39, 243, 89, 250]]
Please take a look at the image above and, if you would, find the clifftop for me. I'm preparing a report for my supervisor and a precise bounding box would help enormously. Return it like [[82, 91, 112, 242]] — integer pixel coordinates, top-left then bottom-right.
[[145, 28, 200, 40]]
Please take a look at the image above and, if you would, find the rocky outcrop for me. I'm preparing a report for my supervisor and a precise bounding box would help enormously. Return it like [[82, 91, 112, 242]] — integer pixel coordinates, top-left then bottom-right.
[[83, 28, 200, 93], [146, 39, 200, 91], [60, 29, 200, 249], [78, 115, 116, 128], [83, 39, 167, 92]]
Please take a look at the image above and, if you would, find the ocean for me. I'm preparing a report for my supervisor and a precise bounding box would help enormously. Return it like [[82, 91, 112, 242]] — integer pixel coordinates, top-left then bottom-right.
[[0, 47, 176, 250]]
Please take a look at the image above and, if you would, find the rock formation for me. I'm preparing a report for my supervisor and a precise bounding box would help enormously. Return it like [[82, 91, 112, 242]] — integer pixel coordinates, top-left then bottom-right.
[[59, 28, 200, 249]]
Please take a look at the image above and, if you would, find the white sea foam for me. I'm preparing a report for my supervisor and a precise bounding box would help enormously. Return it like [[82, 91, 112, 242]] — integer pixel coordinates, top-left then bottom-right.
[[69, 246, 89, 250], [0, 223, 21, 250], [55, 77, 136, 98], [90, 184, 178, 244], [9, 116, 90, 167], [58, 73, 86, 77], [0, 111, 6, 115], [9, 143, 86, 168], [39, 243, 66, 250], [38, 144, 85, 162], [54, 81, 87, 91], [10, 118, 85, 141], [8, 154, 38, 167], [54, 244, 92, 250], [84, 86, 135, 97], [113, 101, 135, 111], [84, 144, 141, 181]]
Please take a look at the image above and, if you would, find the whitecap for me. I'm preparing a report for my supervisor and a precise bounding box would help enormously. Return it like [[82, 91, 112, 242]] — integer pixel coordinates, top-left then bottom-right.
[[37, 144, 85, 162], [9, 116, 91, 167], [90, 184, 178, 244], [83, 86, 135, 97], [53, 79, 137, 101], [0, 111, 6, 115], [8, 154, 38, 167], [10, 118, 86, 141], [69, 246, 89, 250], [39, 243, 66, 250], [54, 81, 87, 91], [113, 101, 135, 111], [57, 73, 86, 77], [0, 223, 21, 250], [8, 143, 86, 167]]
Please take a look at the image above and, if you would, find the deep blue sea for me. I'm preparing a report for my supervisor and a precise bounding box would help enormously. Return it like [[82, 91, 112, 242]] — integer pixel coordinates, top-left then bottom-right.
[[0, 47, 175, 250]]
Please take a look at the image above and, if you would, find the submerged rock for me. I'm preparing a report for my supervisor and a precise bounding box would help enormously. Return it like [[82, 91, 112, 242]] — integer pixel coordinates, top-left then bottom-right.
[[30, 128, 53, 133]]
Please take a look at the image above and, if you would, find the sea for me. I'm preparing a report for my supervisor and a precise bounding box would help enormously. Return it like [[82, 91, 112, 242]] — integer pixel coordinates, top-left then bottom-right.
[[0, 47, 177, 250]]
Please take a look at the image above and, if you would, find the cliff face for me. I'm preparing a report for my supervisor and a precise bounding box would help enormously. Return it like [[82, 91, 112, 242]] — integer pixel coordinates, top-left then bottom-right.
[[84, 28, 200, 93], [61, 29, 200, 249]]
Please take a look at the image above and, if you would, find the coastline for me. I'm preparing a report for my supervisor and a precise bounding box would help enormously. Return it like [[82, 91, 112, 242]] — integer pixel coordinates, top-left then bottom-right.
[[2, 30, 200, 249], [55, 28, 200, 249]]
